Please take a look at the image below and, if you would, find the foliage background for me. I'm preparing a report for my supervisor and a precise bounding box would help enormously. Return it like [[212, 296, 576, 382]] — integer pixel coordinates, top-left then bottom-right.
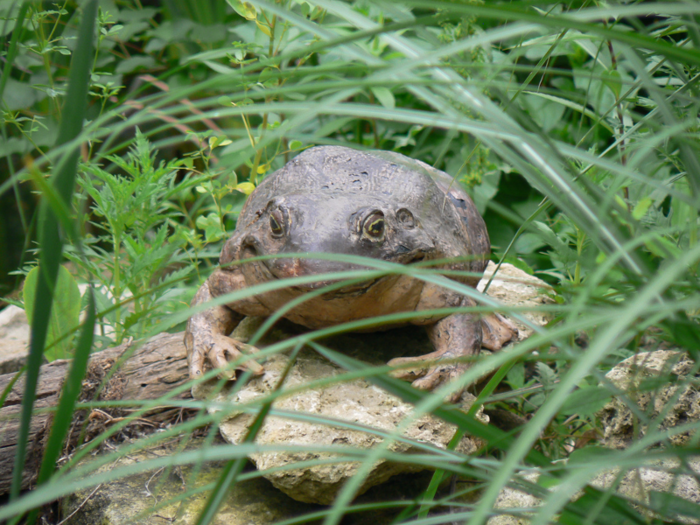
[[1, 0, 699, 523]]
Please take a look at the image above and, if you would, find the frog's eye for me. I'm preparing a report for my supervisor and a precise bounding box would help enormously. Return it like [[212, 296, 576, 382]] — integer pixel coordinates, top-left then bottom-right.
[[270, 210, 285, 237], [363, 211, 385, 241], [396, 208, 415, 228]]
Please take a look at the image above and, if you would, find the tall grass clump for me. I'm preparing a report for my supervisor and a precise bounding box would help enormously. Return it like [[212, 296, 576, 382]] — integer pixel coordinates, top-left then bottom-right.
[[1, 1, 699, 523]]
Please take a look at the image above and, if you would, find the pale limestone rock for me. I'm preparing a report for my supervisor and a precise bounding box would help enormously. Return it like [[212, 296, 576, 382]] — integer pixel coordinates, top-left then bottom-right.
[[478, 261, 554, 340], [488, 470, 541, 525], [487, 459, 700, 525], [598, 350, 700, 448], [196, 348, 488, 504], [61, 437, 439, 525], [195, 263, 552, 504], [0, 305, 30, 373], [60, 439, 317, 525], [591, 458, 700, 523]]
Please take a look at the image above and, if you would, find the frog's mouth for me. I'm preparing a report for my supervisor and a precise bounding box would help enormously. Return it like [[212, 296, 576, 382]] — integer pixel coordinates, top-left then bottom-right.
[[280, 264, 383, 297], [240, 238, 384, 296], [274, 262, 384, 298], [325, 278, 382, 297]]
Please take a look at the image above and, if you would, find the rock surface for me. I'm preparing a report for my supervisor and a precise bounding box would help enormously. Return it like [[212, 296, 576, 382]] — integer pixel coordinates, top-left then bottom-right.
[[196, 346, 488, 505], [598, 350, 700, 449], [0, 305, 30, 374], [488, 470, 540, 525], [591, 458, 700, 523], [195, 262, 552, 504], [60, 438, 439, 525], [486, 459, 700, 525], [477, 261, 553, 340], [60, 439, 317, 525], [488, 349, 700, 525]]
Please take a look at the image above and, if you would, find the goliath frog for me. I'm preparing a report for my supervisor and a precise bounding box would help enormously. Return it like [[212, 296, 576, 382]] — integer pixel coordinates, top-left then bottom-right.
[[185, 146, 516, 401]]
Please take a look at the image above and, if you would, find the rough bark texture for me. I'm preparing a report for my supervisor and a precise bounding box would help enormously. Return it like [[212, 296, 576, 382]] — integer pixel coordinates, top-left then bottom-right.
[[0, 332, 190, 495]]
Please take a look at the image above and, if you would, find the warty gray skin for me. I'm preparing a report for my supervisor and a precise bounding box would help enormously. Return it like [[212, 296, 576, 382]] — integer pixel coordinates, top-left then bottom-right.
[[184, 146, 516, 401]]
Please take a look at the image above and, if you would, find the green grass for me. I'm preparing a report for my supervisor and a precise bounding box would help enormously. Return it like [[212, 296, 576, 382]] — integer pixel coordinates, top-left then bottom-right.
[[1, 0, 699, 523]]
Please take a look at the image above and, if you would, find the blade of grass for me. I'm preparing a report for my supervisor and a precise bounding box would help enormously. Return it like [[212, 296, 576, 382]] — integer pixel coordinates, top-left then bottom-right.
[[470, 241, 700, 525], [36, 292, 96, 481], [9, 0, 98, 509], [194, 345, 302, 524], [0, 0, 29, 104], [416, 359, 518, 519], [24, 293, 95, 525]]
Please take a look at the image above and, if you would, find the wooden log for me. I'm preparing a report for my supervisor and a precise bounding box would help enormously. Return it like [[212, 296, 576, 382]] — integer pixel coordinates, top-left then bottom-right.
[[0, 332, 190, 495]]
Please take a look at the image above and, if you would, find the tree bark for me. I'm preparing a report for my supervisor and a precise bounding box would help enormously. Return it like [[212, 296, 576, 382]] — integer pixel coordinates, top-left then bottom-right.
[[0, 332, 190, 495]]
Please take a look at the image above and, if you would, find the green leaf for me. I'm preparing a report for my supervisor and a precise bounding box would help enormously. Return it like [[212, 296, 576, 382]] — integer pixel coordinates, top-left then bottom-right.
[[196, 213, 227, 242], [648, 490, 700, 519], [256, 20, 272, 37], [289, 140, 303, 150], [506, 361, 525, 389], [602, 69, 622, 99], [235, 182, 256, 195], [661, 312, 700, 361], [560, 386, 612, 416], [632, 197, 652, 221], [644, 235, 682, 259], [115, 55, 156, 74], [371, 86, 395, 109], [227, 0, 256, 20], [23, 266, 81, 361], [1, 77, 38, 111]]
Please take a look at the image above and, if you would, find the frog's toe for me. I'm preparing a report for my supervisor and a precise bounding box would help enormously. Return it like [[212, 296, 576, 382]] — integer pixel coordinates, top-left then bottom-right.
[[188, 348, 207, 379], [481, 313, 518, 351], [387, 356, 429, 382], [185, 331, 207, 379], [210, 334, 264, 380], [411, 364, 468, 403], [208, 342, 236, 380], [388, 356, 467, 402]]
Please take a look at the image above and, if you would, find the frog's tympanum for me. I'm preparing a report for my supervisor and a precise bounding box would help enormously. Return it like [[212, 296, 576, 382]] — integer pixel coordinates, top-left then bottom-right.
[[185, 146, 517, 401]]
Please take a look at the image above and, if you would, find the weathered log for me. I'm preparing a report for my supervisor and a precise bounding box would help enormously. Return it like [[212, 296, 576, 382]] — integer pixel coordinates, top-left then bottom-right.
[[0, 332, 190, 495]]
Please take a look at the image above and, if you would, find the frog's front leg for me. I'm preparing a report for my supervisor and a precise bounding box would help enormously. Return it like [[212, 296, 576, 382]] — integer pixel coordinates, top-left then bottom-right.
[[388, 297, 481, 403], [387, 280, 518, 402], [184, 268, 270, 380]]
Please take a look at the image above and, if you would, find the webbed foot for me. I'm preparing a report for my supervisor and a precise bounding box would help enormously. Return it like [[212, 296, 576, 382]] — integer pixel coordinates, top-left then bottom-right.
[[388, 352, 469, 403], [388, 308, 481, 403], [186, 330, 264, 380], [388, 308, 518, 402], [481, 313, 518, 350], [185, 280, 265, 380]]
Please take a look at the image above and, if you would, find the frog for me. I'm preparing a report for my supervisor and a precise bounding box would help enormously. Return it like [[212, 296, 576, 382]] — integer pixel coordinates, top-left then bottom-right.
[[184, 146, 517, 401]]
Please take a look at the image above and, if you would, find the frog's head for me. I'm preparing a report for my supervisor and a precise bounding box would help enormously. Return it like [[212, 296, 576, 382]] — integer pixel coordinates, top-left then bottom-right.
[[237, 193, 436, 292]]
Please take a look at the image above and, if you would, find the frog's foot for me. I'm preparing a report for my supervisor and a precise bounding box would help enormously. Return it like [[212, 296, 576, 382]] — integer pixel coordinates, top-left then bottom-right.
[[481, 313, 518, 351], [388, 352, 468, 403], [388, 311, 481, 403], [187, 332, 264, 380]]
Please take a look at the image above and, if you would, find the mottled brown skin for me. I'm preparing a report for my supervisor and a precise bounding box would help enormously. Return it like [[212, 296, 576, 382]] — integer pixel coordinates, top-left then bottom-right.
[[185, 146, 517, 401]]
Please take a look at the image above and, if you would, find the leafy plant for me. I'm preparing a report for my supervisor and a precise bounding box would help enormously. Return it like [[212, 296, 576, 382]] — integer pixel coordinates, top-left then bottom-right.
[[22, 265, 80, 361], [1, 1, 700, 524], [69, 130, 202, 343]]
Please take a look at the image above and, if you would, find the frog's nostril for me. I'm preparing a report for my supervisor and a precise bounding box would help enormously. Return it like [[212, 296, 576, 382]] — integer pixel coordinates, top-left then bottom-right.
[[243, 235, 257, 249], [240, 235, 261, 259]]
